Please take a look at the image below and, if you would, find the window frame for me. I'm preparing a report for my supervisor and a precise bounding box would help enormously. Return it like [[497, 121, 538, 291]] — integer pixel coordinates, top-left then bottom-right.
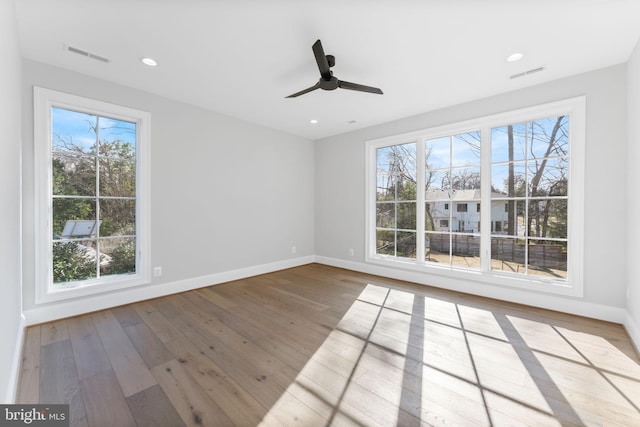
[[34, 87, 151, 304], [365, 97, 585, 296]]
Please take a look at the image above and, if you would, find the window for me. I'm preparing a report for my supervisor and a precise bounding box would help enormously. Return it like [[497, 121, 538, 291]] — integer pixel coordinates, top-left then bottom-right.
[[490, 116, 570, 278], [367, 97, 585, 296], [35, 87, 150, 303], [375, 143, 417, 258]]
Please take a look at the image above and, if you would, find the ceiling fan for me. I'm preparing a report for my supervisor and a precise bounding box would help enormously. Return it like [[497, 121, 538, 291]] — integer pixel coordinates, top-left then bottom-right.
[[286, 39, 383, 98]]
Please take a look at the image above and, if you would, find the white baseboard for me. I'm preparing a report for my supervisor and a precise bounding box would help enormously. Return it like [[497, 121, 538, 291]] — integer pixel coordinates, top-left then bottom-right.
[[624, 312, 640, 356], [5, 315, 25, 403], [20, 253, 637, 349], [23, 256, 314, 326], [315, 256, 627, 324]]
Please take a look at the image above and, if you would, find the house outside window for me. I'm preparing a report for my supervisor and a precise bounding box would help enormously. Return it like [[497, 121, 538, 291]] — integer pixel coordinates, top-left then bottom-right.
[[34, 87, 151, 303], [367, 97, 585, 296]]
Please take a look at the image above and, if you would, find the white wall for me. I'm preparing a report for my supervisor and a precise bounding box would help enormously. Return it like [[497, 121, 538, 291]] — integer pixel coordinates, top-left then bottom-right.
[[0, 0, 24, 403], [626, 38, 640, 348], [21, 60, 315, 320], [316, 65, 628, 321]]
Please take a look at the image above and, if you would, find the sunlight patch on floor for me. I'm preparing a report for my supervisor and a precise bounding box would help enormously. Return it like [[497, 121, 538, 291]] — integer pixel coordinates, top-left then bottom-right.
[[258, 283, 640, 426]]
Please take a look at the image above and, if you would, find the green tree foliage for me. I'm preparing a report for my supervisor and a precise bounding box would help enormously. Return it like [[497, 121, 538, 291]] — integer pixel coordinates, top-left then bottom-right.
[[52, 242, 95, 283], [104, 239, 136, 275]]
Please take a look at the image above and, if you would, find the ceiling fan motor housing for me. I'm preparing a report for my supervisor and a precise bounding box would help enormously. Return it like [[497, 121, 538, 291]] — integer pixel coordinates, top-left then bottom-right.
[[320, 76, 339, 90]]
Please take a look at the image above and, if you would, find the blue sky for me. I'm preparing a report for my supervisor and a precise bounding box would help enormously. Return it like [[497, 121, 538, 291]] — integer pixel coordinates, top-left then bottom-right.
[[52, 107, 136, 153]]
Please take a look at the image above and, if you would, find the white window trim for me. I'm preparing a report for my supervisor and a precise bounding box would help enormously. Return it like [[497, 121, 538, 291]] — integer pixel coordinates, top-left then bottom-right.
[[34, 87, 151, 304], [365, 96, 585, 297]]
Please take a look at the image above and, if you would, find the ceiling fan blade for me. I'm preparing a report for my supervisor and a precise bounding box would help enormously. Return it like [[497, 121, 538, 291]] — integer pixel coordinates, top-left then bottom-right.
[[338, 80, 384, 95], [312, 39, 332, 80], [285, 82, 321, 98]]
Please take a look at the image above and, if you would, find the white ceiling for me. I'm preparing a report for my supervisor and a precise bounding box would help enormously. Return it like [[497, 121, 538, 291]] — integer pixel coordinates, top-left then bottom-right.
[[14, 0, 640, 140]]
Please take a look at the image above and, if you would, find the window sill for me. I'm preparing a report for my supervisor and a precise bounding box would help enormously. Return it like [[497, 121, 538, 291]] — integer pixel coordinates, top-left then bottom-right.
[[35, 273, 151, 305], [365, 255, 581, 297]]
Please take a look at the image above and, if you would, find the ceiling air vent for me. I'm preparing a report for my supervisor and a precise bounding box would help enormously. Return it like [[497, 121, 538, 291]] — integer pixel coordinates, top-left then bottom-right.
[[66, 45, 110, 63], [509, 66, 545, 80]]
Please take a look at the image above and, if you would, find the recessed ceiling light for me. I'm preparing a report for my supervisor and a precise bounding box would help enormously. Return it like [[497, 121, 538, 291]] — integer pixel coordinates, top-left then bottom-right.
[[310, 119, 318, 124], [506, 52, 524, 62], [141, 57, 158, 67]]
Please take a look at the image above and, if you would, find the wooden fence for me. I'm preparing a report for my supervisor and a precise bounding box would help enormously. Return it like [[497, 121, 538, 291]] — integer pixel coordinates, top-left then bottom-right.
[[428, 234, 566, 269]]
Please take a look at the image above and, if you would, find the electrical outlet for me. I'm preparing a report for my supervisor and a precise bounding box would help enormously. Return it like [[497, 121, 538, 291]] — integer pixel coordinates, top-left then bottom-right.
[[153, 266, 162, 277], [349, 248, 354, 256], [292, 246, 297, 254]]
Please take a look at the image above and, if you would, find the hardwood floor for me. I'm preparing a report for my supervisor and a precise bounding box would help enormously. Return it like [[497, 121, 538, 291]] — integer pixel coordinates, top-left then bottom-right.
[[16, 264, 640, 426]]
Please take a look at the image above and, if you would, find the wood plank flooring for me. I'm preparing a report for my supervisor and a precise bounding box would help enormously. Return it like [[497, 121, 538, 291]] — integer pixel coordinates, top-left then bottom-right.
[[16, 264, 640, 426]]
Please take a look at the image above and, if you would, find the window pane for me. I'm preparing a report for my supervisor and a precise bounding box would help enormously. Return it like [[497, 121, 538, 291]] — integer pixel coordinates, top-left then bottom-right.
[[377, 143, 416, 174], [494, 200, 525, 237], [426, 170, 450, 193], [52, 241, 97, 283], [426, 136, 450, 170], [452, 201, 479, 232], [451, 167, 480, 191], [452, 131, 481, 167], [100, 237, 136, 276], [397, 231, 416, 258], [491, 162, 526, 197], [451, 234, 480, 269], [97, 117, 137, 159], [52, 198, 96, 238], [100, 199, 135, 237], [528, 199, 567, 239], [52, 153, 96, 196], [397, 171, 417, 200], [397, 202, 416, 230], [425, 232, 449, 264], [491, 122, 527, 163], [527, 157, 568, 197], [529, 116, 569, 160], [425, 203, 447, 231], [376, 230, 395, 255], [376, 174, 394, 201], [99, 158, 136, 197], [527, 240, 567, 279], [51, 107, 97, 155], [491, 237, 525, 274], [376, 203, 395, 228]]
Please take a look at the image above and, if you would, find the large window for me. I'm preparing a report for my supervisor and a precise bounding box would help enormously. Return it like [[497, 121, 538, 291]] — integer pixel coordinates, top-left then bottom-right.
[[367, 98, 585, 295], [35, 88, 150, 303]]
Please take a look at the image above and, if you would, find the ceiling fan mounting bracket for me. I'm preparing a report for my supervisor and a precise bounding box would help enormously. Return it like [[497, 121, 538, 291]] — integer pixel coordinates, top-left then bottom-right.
[[326, 54, 335, 68]]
